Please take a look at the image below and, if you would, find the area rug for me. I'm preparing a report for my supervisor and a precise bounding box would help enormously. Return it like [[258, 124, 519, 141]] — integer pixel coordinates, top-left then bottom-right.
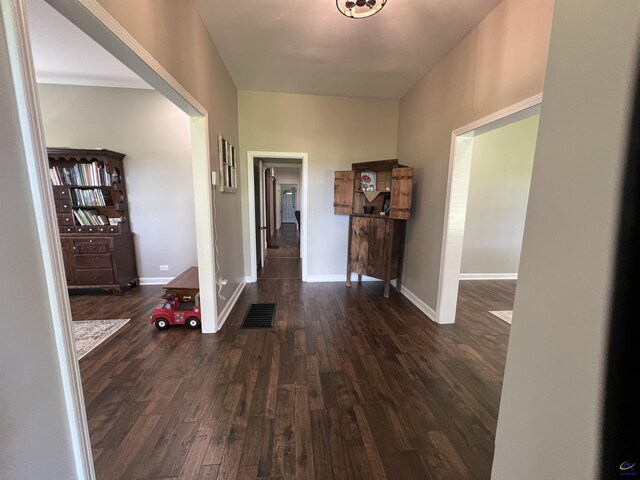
[[489, 310, 513, 324], [73, 319, 130, 359]]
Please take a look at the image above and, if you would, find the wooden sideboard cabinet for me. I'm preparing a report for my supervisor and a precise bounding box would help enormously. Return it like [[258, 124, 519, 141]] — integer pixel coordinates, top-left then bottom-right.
[[334, 159, 414, 297], [48, 148, 138, 294]]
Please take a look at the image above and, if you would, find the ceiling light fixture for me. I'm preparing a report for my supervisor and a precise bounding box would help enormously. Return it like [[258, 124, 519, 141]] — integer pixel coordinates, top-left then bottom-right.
[[336, 0, 387, 19]]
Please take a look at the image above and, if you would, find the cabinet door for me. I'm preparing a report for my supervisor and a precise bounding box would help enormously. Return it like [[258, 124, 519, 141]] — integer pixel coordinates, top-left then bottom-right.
[[334, 170, 355, 215], [389, 167, 413, 220]]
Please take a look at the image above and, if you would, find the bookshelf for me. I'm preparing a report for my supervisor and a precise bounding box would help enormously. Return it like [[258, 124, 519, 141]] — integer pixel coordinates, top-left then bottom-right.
[[48, 148, 138, 294]]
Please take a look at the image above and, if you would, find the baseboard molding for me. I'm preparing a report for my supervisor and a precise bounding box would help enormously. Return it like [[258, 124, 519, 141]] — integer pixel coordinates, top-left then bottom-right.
[[305, 274, 383, 283], [459, 273, 518, 280], [216, 282, 246, 331], [139, 276, 174, 285], [394, 283, 438, 323]]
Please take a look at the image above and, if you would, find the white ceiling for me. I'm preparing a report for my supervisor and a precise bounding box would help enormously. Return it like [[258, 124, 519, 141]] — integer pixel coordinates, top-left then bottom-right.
[[27, 0, 149, 89], [26, 0, 502, 99], [193, 0, 503, 99]]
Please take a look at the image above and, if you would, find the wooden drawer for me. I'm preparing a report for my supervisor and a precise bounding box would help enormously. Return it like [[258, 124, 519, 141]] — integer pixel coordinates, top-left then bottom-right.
[[73, 239, 112, 254], [53, 186, 70, 200], [75, 254, 112, 269], [76, 269, 114, 285], [62, 213, 74, 225], [55, 198, 72, 212], [60, 226, 76, 234], [76, 226, 99, 234]]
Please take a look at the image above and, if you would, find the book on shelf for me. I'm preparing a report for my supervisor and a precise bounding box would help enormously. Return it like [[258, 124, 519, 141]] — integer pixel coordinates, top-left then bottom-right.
[[49, 161, 111, 187], [70, 188, 107, 207], [72, 209, 110, 226]]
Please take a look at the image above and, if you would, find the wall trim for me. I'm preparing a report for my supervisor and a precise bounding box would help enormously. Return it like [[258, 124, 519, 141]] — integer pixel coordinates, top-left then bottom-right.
[[37, 77, 152, 90], [396, 284, 439, 324], [139, 276, 175, 285], [216, 282, 246, 331], [460, 273, 518, 280]]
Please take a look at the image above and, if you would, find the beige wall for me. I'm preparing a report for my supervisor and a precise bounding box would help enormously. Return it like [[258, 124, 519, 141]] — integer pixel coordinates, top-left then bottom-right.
[[397, 0, 554, 308], [461, 114, 539, 275], [0, 19, 77, 479], [239, 91, 399, 279], [37, 84, 196, 282], [96, 0, 242, 312], [493, 1, 640, 478]]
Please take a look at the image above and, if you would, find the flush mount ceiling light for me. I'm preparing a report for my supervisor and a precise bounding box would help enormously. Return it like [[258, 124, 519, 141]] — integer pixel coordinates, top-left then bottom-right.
[[336, 0, 388, 19]]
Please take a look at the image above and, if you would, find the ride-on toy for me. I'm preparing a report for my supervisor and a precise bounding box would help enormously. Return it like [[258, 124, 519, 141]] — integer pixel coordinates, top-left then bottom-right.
[[150, 292, 201, 330]]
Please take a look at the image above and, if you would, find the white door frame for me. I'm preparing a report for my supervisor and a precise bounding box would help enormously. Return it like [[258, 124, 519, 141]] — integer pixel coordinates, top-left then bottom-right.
[[247, 151, 308, 282], [2, 0, 220, 476], [258, 160, 266, 268], [436, 93, 543, 325], [42, 0, 218, 332]]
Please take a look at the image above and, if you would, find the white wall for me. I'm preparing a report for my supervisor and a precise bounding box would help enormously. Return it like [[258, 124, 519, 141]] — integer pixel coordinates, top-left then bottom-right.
[[461, 114, 539, 276], [0, 19, 77, 479], [493, 1, 640, 478], [273, 166, 300, 229], [397, 0, 554, 310], [37, 84, 196, 282], [239, 91, 399, 280]]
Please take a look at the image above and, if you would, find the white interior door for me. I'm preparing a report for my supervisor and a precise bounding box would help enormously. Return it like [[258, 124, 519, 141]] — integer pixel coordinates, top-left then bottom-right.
[[281, 185, 296, 223]]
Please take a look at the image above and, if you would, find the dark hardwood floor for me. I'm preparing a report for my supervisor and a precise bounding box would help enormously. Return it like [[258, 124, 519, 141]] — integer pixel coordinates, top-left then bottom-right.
[[266, 224, 300, 258], [71, 279, 515, 479], [259, 224, 301, 279]]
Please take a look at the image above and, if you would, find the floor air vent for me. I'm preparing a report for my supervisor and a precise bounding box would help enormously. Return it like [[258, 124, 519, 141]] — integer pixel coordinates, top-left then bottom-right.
[[242, 303, 277, 329]]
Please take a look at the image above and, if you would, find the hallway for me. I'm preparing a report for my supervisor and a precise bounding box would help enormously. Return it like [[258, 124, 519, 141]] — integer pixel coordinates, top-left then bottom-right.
[[258, 224, 301, 280], [71, 279, 513, 479]]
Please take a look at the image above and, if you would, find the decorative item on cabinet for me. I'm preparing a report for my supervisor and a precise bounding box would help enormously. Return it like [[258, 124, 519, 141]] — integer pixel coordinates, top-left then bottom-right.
[[333, 159, 414, 298], [48, 148, 138, 295]]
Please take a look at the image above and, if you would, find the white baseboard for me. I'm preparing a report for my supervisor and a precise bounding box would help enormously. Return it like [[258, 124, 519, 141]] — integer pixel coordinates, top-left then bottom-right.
[[216, 282, 246, 331], [394, 282, 438, 323], [305, 274, 383, 283], [459, 273, 518, 280], [139, 276, 174, 285], [244, 276, 254, 283]]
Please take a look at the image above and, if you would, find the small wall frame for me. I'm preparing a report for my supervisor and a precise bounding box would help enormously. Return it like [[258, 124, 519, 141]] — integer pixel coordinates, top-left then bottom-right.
[[218, 134, 237, 192]]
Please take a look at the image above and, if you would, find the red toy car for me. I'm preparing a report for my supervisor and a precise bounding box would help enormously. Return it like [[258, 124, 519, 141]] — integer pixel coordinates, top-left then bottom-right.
[[150, 293, 201, 330]]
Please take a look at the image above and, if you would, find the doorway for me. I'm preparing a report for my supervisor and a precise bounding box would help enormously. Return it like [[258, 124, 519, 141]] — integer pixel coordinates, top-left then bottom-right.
[[2, 0, 220, 475], [260, 163, 302, 279], [436, 94, 542, 325], [246, 152, 308, 282], [280, 184, 297, 224]]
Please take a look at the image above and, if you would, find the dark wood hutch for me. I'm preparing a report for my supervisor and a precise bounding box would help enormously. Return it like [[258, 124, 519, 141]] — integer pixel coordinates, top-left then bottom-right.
[[48, 148, 138, 295], [334, 159, 413, 297]]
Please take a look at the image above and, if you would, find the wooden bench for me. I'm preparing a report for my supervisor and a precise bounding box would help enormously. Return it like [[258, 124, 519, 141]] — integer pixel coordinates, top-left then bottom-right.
[[163, 266, 199, 302]]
